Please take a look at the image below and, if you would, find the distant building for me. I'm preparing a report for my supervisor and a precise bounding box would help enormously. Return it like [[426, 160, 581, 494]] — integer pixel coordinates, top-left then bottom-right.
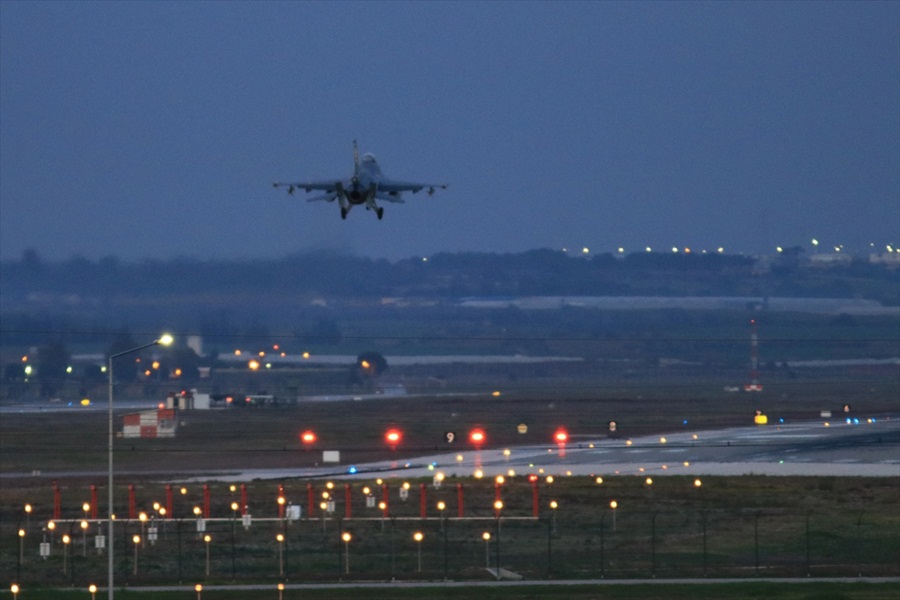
[[870, 252, 900, 268]]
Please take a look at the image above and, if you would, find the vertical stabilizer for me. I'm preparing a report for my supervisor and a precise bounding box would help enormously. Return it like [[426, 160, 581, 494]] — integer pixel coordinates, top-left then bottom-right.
[[353, 140, 360, 174]]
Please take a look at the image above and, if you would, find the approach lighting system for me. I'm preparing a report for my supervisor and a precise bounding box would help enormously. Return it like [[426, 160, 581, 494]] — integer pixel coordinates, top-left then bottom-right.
[[469, 428, 486, 446], [385, 428, 402, 447]]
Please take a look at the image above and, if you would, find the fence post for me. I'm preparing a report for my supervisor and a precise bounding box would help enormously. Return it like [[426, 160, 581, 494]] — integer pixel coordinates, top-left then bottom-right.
[[599, 511, 606, 578], [701, 510, 708, 578], [754, 512, 760, 576]]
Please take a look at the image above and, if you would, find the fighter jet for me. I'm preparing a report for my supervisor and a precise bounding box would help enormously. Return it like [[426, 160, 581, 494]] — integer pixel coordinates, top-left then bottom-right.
[[273, 141, 448, 220]]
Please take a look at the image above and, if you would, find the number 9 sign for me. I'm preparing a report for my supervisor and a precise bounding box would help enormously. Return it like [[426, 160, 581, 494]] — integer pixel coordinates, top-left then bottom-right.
[[445, 432, 456, 444]]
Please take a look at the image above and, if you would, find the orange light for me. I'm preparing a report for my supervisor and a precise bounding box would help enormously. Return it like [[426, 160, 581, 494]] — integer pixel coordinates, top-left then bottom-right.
[[301, 431, 316, 444], [554, 428, 569, 443], [385, 429, 402, 445], [469, 428, 486, 445]]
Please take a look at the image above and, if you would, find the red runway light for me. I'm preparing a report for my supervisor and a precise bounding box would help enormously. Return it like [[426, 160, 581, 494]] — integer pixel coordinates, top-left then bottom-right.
[[300, 430, 316, 444], [385, 429, 402, 445], [554, 429, 569, 444], [469, 428, 486, 445]]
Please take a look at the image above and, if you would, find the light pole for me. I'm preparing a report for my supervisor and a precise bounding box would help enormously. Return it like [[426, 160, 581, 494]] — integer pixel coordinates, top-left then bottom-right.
[[342, 532, 352, 574], [107, 334, 172, 599], [276, 533, 284, 577], [413, 531, 424, 572], [482, 532, 491, 568]]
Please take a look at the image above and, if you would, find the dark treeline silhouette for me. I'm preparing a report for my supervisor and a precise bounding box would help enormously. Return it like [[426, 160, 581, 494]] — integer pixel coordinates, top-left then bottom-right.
[[2, 247, 897, 302]]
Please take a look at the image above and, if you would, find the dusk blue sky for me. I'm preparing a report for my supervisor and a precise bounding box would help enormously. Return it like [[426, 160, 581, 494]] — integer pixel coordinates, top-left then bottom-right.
[[1, 1, 898, 263]]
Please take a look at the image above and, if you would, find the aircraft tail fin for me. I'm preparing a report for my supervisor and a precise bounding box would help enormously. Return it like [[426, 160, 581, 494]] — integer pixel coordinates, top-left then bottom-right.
[[353, 140, 360, 174]]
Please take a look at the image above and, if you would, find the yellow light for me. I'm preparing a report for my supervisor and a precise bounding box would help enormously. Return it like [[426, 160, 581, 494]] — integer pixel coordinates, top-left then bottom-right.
[[495, 475, 504, 485], [595, 476, 603, 484], [437, 501, 446, 511], [645, 477, 653, 485], [491, 390, 501, 397], [89, 584, 97, 593], [276, 533, 284, 542], [493, 500, 503, 511], [546, 475, 554, 484], [482, 532, 491, 541], [474, 469, 484, 479], [83, 502, 91, 512], [193, 507, 201, 515], [195, 584, 203, 592], [230, 502, 239, 511], [413, 531, 424, 541], [204, 534, 211, 543], [694, 479, 702, 488], [248, 360, 260, 370], [342, 532, 351, 542], [131, 535, 139, 545], [550, 500, 558, 509], [610, 500, 618, 509]]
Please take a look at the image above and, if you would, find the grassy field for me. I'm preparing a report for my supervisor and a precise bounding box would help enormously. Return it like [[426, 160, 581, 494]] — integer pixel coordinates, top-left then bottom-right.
[[2, 582, 900, 600], [2, 362, 898, 595]]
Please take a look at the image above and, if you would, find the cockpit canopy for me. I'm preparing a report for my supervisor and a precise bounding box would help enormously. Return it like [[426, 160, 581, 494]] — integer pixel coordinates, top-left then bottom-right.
[[361, 153, 377, 164]]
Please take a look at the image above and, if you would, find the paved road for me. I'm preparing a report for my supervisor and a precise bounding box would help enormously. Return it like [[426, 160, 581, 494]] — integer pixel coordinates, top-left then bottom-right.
[[177, 414, 900, 483]]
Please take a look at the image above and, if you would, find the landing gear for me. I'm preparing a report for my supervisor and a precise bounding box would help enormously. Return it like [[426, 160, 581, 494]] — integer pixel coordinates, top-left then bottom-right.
[[376, 207, 384, 220], [341, 207, 348, 220]]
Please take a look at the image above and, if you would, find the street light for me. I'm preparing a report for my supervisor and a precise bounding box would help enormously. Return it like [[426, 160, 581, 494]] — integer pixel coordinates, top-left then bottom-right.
[[413, 531, 424, 572], [342, 532, 352, 574], [276, 533, 285, 576], [107, 334, 173, 599], [132, 535, 140, 575], [482, 532, 491, 568], [204, 534, 212, 576]]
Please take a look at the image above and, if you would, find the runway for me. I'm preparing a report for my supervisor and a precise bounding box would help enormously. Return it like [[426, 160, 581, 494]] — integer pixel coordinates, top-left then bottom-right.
[[180, 414, 900, 483]]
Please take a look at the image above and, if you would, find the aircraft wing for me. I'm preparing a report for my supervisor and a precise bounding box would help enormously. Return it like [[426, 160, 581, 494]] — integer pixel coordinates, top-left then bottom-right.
[[272, 180, 341, 195], [376, 179, 449, 196]]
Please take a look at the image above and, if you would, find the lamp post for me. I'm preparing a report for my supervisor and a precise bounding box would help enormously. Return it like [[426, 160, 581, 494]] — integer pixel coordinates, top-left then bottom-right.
[[341, 532, 352, 574], [413, 531, 424, 572], [107, 334, 172, 599], [494, 500, 503, 579]]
